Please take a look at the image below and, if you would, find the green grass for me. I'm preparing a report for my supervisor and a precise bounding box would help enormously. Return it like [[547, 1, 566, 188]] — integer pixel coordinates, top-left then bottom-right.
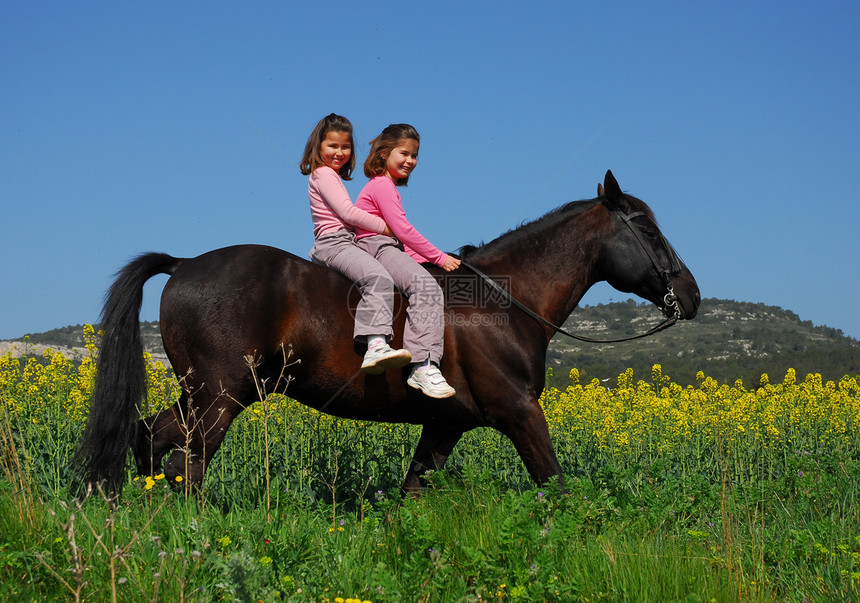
[[2, 343, 860, 601], [2, 462, 859, 602]]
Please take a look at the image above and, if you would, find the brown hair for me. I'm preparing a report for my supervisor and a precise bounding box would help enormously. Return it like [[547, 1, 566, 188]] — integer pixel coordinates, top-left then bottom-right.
[[363, 123, 420, 186], [300, 113, 356, 180]]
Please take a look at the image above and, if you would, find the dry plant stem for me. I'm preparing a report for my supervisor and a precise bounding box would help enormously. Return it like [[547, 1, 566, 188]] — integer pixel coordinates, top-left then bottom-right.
[[140, 370, 180, 452], [717, 433, 739, 596], [76, 485, 168, 602], [116, 540, 203, 603], [0, 402, 43, 528], [244, 343, 296, 519], [319, 449, 341, 529], [35, 507, 86, 603], [173, 551, 206, 603], [37, 503, 92, 603], [354, 475, 373, 527], [37, 484, 170, 603], [164, 373, 227, 504], [144, 364, 226, 503], [117, 542, 167, 603], [141, 343, 295, 510], [245, 353, 271, 516]]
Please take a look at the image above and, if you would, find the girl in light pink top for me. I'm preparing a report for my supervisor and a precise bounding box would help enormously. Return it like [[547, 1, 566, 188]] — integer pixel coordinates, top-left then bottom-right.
[[355, 124, 460, 399], [301, 114, 411, 375]]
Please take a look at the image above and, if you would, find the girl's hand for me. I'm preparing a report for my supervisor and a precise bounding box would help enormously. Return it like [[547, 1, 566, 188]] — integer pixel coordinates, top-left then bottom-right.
[[382, 225, 394, 237], [441, 256, 461, 272]]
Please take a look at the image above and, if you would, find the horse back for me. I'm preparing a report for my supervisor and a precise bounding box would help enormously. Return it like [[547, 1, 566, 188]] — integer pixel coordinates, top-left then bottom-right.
[[158, 244, 475, 424], [160, 244, 346, 371]]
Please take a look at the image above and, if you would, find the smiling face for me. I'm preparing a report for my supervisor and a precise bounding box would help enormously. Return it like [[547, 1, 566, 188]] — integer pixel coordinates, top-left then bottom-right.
[[320, 130, 352, 173], [383, 138, 419, 182]]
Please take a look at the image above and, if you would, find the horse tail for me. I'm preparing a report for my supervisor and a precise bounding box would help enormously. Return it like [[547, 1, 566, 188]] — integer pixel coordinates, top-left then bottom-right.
[[73, 252, 181, 496]]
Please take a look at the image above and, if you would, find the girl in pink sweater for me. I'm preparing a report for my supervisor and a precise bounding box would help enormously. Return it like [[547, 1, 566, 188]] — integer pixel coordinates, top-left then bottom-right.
[[301, 114, 411, 374], [355, 124, 460, 399]]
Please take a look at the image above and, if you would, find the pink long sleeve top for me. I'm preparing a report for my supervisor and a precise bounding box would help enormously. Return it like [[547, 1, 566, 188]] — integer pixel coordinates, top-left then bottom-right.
[[308, 166, 387, 239], [354, 176, 449, 267]]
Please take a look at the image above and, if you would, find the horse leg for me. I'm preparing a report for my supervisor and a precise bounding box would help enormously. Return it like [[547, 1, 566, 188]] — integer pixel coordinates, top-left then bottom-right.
[[130, 376, 247, 490], [497, 401, 565, 488], [158, 386, 246, 490], [402, 424, 464, 494], [161, 426, 208, 489], [133, 393, 191, 476]]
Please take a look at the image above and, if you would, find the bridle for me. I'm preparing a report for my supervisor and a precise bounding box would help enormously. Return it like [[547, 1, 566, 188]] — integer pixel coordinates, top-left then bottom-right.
[[617, 210, 683, 320], [457, 209, 683, 344]]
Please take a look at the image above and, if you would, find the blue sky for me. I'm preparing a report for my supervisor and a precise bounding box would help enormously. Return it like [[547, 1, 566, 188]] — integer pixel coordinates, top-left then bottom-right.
[[2, 1, 859, 342]]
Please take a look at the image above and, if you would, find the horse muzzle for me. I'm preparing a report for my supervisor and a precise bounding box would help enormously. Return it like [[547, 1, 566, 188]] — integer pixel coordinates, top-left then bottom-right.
[[668, 284, 700, 320]]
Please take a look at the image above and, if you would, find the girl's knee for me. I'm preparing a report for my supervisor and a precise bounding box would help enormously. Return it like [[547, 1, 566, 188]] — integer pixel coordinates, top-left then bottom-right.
[[362, 270, 395, 291], [417, 277, 443, 301]]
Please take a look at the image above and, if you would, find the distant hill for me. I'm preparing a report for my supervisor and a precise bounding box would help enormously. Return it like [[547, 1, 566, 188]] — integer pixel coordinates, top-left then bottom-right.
[[6, 322, 165, 356], [5, 299, 858, 387], [548, 298, 859, 387]]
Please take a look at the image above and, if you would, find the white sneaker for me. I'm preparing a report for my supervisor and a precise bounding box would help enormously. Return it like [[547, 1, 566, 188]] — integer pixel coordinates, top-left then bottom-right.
[[407, 365, 456, 398], [361, 344, 412, 374]]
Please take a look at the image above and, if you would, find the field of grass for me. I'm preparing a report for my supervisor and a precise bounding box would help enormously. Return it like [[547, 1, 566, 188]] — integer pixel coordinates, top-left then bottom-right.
[[1, 325, 859, 601]]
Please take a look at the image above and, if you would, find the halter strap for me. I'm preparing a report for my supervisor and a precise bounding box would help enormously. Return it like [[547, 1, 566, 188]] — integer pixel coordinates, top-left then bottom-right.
[[617, 211, 682, 288], [457, 259, 678, 344]]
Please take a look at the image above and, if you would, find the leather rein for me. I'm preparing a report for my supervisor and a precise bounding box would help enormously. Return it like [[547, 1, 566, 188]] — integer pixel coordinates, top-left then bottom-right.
[[457, 209, 682, 344]]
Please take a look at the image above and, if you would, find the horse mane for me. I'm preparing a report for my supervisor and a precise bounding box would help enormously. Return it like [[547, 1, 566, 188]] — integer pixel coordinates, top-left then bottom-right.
[[458, 192, 658, 263], [458, 197, 602, 261]]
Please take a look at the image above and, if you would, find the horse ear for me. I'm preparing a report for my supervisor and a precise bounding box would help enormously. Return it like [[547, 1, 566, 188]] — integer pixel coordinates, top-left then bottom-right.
[[603, 170, 624, 207], [597, 183, 605, 197]]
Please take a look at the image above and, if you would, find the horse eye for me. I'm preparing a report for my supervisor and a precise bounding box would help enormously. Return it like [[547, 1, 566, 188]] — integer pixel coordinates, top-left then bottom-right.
[[636, 222, 659, 240]]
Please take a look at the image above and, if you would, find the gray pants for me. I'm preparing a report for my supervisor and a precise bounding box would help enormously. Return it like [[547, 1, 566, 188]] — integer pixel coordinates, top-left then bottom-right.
[[357, 235, 444, 365], [310, 229, 395, 342]]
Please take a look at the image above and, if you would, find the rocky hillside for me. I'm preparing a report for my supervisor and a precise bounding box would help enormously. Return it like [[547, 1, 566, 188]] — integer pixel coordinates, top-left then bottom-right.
[[1, 322, 168, 365], [548, 298, 859, 386]]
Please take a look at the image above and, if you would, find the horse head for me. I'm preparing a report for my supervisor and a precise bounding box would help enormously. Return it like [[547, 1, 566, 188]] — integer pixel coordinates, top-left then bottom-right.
[[597, 170, 700, 320]]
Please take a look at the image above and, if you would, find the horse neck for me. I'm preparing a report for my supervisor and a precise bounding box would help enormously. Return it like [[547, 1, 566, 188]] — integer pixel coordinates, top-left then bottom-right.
[[473, 203, 608, 335]]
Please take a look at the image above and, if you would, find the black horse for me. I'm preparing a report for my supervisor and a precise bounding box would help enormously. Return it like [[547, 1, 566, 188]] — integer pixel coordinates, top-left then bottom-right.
[[74, 171, 699, 495]]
